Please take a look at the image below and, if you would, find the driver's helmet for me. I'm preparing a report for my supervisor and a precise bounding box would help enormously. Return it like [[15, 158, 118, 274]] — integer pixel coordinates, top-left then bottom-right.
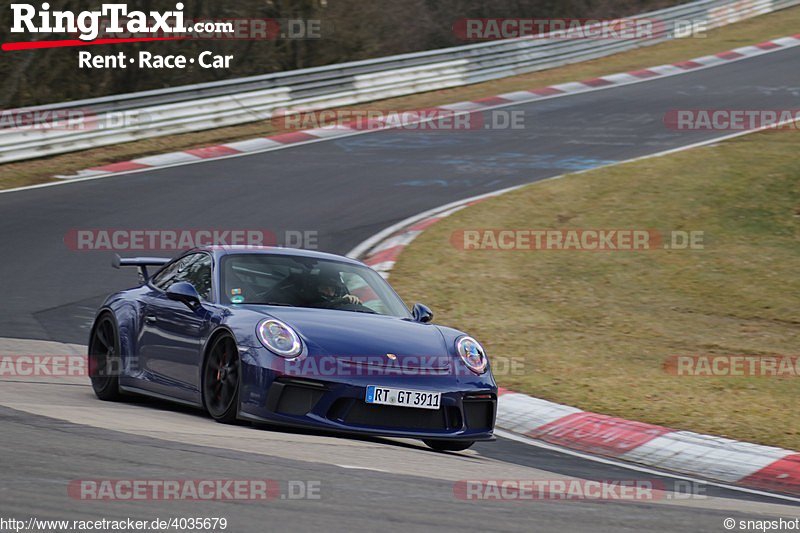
[[314, 269, 346, 301]]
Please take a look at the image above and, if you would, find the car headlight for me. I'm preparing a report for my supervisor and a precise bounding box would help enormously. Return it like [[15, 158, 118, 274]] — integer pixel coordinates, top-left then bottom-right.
[[456, 336, 488, 374], [257, 319, 302, 358]]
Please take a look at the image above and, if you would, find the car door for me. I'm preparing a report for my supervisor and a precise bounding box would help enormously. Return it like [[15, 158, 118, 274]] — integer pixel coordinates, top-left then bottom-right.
[[138, 252, 213, 401]]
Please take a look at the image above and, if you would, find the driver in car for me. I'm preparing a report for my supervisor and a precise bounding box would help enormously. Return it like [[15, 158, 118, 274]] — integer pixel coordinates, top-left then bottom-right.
[[311, 270, 362, 308]]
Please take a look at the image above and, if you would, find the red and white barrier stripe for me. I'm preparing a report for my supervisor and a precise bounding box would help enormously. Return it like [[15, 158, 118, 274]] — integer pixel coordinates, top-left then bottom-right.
[[54, 34, 800, 181]]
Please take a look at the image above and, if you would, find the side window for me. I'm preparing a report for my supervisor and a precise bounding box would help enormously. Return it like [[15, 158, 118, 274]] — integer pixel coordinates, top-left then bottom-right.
[[151, 253, 213, 301], [151, 257, 187, 290], [184, 254, 213, 301]]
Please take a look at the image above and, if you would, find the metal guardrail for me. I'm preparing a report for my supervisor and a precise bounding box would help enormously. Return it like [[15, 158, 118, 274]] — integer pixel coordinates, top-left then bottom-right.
[[1, 0, 797, 163]]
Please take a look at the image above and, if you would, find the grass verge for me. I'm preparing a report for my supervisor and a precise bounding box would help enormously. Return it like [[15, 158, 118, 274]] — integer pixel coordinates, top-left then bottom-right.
[[389, 127, 800, 450], [3, 6, 800, 190]]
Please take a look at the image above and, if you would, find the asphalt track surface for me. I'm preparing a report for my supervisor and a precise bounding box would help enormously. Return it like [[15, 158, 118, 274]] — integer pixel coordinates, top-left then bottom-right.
[[1, 46, 799, 531]]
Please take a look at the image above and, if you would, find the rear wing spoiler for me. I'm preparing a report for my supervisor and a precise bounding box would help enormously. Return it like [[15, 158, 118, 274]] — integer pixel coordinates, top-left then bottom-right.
[[112, 254, 170, 282]]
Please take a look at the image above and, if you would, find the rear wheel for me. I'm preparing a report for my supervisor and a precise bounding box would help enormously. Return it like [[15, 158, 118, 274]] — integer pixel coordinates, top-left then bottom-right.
[[423, 439, 475, 452], [202, 334, 240, 423], [88, 314, 122, 401]]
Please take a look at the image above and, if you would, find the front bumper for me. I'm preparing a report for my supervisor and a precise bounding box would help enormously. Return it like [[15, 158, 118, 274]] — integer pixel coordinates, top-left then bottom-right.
[[238, 353, 497, 441]]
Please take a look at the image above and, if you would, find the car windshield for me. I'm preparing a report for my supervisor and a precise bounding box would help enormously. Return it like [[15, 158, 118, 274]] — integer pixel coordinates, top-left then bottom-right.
[[220, 253, 412, 318]]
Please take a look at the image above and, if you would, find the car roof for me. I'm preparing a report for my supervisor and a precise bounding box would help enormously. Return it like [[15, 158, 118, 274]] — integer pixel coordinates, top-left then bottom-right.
[[196, 245, 366, 266]]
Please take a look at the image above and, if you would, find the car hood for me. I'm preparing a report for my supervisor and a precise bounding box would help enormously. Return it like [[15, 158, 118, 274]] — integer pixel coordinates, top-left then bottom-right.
[[249, 306, 451, 364]]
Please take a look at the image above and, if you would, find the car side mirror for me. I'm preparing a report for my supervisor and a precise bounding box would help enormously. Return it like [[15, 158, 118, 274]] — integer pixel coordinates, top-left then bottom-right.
[[166, 281, 202, 309], [412, 303, 434, 323]]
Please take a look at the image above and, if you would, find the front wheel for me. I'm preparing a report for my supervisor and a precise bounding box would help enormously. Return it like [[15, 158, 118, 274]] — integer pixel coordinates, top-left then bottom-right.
[[202, 334, 240, 423], [423, 439, 475, 452]]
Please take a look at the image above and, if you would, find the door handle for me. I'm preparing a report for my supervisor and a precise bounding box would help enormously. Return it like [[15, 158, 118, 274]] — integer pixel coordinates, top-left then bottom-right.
[[144, 314, 157, 324]]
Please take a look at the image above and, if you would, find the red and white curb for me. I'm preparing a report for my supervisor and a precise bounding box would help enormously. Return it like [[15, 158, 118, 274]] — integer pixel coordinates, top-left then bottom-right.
[[496, 388, 800, 497], [353, 192, 800, 497], [347, 154, 800, 499], [351, 186, 521, 277], [53, 34, 800, 182]]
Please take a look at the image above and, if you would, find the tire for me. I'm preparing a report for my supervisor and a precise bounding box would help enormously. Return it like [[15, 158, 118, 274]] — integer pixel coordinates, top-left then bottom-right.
[[423, 439, 475, 452], [88, 313, 122, 401], [202, 334, 240, 423]]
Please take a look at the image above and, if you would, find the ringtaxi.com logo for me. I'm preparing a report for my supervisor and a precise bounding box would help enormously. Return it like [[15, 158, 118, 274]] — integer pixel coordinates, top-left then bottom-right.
[[3, 5, 325, 69], [10, 3, 191, 42], [8, 4, 325, 43], [450, 229, 705, 251]]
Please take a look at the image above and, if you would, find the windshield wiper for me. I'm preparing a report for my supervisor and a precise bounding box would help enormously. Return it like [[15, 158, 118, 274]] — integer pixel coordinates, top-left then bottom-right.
[[259, 302, 296, 307]]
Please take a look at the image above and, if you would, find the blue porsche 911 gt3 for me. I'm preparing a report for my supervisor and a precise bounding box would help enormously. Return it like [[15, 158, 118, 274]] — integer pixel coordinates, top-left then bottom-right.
[[89, 246, 496, 451]]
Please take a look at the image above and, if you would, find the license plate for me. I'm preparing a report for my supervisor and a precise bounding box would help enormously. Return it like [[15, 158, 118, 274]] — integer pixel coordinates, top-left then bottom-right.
[[365, 385, 441, 410]]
